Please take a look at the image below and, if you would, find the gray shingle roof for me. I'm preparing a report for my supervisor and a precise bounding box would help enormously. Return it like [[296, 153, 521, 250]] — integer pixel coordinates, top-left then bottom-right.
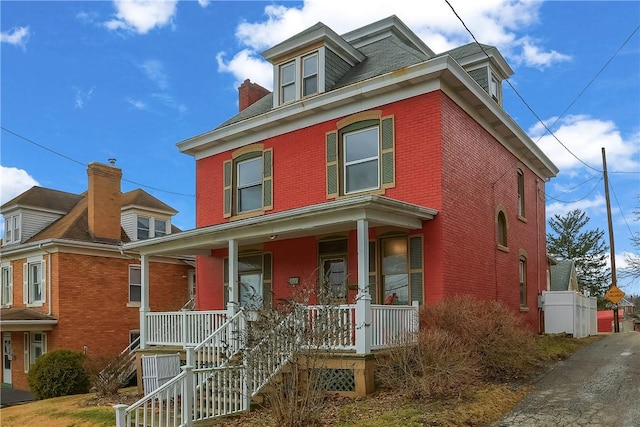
[[550, 259, 576, 291]]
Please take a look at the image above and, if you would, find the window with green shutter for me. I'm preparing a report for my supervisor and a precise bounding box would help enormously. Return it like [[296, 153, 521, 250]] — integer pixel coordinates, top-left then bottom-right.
[[223, 146, 273, 218], [325, 114, 395, 199]]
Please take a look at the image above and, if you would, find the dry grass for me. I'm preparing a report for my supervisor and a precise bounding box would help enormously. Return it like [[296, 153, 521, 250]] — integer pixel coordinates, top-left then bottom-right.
[[0, 335, 603, 427]]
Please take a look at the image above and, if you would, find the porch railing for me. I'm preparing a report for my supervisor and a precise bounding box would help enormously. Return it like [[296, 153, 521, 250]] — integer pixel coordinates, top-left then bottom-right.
[[371, 303, 419, 349], [145, 310, 228, 347]]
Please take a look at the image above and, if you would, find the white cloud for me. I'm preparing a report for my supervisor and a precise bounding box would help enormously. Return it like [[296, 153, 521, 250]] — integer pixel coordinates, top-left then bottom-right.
[[74, 86, 95, 109], [546, 194, 607, 218], [127, 98, 148, 110], [216, 0, 568, 85], [105, 0, 177, 35], [198, 0, 211, 7], [531, 115, 640, 172], [0, 166, 39, 206], [0, 26, 30, 49], [216, 50, 273, 90]]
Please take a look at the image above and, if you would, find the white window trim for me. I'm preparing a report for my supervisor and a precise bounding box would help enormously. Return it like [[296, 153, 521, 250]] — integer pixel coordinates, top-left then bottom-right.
[[236, 156, 263, 214], [137, 215, 170, 240], [343, 126, 380, 195], [3, 213, 21, 245], [273, 47, 325, 108], [23, 256, 45, 306], [128, 265, 141, 306], [23, 331, 46, 373], [1, 263, 13, 307]]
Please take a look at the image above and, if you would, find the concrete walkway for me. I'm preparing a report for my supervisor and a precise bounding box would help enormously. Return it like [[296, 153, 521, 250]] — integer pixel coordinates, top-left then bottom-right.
[[0, 387, 35, 408]]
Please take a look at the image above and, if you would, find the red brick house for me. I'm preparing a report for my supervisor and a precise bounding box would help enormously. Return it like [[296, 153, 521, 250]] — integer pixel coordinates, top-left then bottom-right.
[[0, 162, 193, 391], [113, 15, 559, 425]]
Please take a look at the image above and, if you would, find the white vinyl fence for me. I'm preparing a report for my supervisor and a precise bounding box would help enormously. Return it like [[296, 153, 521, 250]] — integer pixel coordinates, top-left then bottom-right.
[[542, 291, 597, 338]]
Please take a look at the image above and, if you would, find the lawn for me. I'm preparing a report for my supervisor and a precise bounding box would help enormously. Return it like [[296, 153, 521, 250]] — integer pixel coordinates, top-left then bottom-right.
[[0, 335, 603, 427]]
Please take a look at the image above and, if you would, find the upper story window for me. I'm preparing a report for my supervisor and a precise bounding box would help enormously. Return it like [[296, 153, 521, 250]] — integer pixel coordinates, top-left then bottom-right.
[[23, 257, 45, 305], [277, 51, 320, 105], [490, 74, 500, 102], [326, 112, 395, 198], [1, 264, 12, 307], [137, 216, 168, 240], [497, 209, 508, 248], [3, 213, 21, 245], [517, 169, 525, 218], [344, 127, 380, 194], [223, 145, 273, 218]]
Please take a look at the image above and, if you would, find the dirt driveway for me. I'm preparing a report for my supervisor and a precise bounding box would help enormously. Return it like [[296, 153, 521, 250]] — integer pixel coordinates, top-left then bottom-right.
[[492, 332, 640, 427]]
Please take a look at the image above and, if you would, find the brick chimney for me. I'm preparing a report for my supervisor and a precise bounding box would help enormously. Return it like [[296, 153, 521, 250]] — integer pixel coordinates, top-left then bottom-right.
[[238, 79, 270, 112], [87, 161, 122, 242]]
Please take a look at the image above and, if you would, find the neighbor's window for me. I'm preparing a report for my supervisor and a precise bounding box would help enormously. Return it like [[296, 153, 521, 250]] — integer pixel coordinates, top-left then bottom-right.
[[23, 332, 46, 372], [129, 265, 141, 303], [519, 256, 527, 306], [1, 265, 12, 306], [3, 214, 21, 245], [137, 216, 150, 240], [23, 259, 45, 305]]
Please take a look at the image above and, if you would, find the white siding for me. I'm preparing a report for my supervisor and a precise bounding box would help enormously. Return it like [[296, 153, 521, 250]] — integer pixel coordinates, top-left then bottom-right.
[[20, 209, 64, 242], [121, 211, 137, 241]]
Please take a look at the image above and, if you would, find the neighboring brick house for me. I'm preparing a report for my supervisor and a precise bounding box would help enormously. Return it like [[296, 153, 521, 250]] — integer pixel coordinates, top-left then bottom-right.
[[123, 15, 558, 339], [0, 162, 193, 391]]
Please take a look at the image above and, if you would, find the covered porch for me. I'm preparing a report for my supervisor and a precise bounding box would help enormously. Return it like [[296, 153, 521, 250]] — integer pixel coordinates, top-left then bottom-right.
[[121, 194, 438, 353]]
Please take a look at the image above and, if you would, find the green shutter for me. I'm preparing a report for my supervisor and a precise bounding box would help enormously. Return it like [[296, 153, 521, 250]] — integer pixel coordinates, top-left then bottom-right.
[[381, 116, 395, 188], [326, 131, 338, 198], [223, 160, 232, 218], [263, 253, 272, 307], [409, 235, 423, 304], [263, 149, 273, 210]]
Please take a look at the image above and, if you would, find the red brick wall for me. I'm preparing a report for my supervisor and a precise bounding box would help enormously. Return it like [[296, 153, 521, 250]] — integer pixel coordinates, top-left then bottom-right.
[[4, 251, 190, 390], [194, 90, 548, 331]]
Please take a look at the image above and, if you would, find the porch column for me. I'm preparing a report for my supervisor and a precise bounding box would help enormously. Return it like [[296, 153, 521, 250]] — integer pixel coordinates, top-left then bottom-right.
[[355, 219, 371, 354], [139, 254, 150, 349], [227, 239, 238, 317]]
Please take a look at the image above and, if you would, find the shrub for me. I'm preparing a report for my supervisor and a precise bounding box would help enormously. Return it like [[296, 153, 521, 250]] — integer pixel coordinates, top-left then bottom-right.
[[420, 295, 539, 382], [377, 328, 480, 399], [28, 349, 90, 399]]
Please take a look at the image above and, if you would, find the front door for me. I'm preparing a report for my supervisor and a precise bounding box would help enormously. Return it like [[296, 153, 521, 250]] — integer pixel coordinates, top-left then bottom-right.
[[321, 257, 347, 303], [2, 333, 12, 385]]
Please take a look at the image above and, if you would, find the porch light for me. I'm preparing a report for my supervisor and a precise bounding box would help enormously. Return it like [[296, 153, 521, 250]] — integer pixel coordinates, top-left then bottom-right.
[[268, 234, 277, 240]]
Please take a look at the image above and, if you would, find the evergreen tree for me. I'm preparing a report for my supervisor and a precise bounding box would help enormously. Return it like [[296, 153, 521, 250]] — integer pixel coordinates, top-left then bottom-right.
[[547, 209, 610, 300], [622, 195, 640, 281]]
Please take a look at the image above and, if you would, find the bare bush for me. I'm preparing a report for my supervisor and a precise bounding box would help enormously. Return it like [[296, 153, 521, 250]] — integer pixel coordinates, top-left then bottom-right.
[[420, 296, 539, 382], [84, 353, 131, 397], [377, 328, 480, 399]]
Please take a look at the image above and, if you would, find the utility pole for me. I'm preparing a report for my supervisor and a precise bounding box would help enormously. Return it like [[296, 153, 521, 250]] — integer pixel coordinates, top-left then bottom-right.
[[602, 147, 620, 333]]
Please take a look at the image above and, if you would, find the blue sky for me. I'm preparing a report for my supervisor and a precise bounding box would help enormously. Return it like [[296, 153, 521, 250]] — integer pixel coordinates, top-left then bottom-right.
[[1, 0, 639, 294]]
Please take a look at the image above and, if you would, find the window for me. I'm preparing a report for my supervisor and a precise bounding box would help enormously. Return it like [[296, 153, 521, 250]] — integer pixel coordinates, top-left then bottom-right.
[[3, 214, 21, 245], [519, 256, 527, 307], [326, 114, 395, 198], [280, 61, 295, 103], [129, 265, 141, 303], [490, 75, 499, 101], [1, 265, 12, 306], [223, 146, 273, 218], [344, 127, 379, 194], [378, 234, 423, 305], [23, 332, 46, 373], [497, 210, 508, 248], [137, 216, 150, 240], [517, 169, 525, 218], [23, 259, 45, 305], [154, 219, 167, 237], [278, 51, 319, 104], [318, 237, 348, 302], [302, 53, 318, 97], [224, 253, 272, 309]]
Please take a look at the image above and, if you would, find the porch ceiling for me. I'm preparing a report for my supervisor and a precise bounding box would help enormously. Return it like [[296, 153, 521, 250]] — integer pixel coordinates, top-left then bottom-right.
[[122, 195, 437, 257]]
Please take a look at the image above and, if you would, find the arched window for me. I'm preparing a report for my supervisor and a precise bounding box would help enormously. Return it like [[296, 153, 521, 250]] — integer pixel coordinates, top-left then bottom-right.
[[497, 210, 508, 247]]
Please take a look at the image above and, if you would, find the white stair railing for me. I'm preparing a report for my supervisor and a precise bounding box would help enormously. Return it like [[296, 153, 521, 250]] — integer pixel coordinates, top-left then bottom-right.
[[99, 336, 140, 386]]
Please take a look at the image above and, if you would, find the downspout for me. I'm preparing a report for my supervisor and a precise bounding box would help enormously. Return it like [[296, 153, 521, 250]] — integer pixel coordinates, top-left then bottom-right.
[[536, 180, 542, 334], [119, 246, 145, 349], [38, 243, 54, 316]]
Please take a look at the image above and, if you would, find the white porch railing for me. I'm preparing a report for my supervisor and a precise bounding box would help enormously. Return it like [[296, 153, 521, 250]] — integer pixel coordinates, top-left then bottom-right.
[[145, 310, 228, 347], [119, 301, 421, 426]]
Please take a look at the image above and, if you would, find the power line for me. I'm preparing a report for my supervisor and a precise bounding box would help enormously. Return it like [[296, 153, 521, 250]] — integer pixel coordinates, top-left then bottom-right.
[[443, 0, 609, 173], [1, 126, 195, 198], [546, 176, 603, 204]]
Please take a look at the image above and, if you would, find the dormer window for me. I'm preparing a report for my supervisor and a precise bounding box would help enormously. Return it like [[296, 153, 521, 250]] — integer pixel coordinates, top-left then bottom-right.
[[136, 215, 169, 240], [490, 74, 500, 102], [3, 214, 21, 245], [278, 51, 320, 104]]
